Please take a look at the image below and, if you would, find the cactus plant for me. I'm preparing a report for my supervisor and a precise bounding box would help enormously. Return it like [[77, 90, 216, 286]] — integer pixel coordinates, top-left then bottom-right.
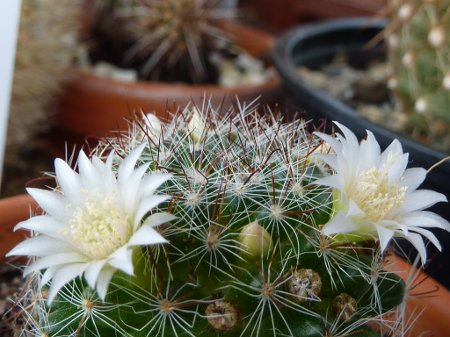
[[385, 0, 450, 151], [91, 0, 236, 83], [7, 101, 449, 336]]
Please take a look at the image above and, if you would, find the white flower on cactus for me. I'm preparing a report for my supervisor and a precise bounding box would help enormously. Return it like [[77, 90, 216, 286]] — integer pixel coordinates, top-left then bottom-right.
[[7, 144, 175, 303], [313, 122, 450, 263]]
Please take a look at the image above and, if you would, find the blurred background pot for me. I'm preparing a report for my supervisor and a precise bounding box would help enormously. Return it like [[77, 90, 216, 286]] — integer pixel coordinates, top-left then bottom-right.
[[0, 194, 38, 263], [386, 255, 450, 337], [53, 20, 280, 148]]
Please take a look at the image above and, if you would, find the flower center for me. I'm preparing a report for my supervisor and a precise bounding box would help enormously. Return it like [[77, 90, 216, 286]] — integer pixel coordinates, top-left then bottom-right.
[[67, 195, 132, 259], [351, 167, 407, 223]]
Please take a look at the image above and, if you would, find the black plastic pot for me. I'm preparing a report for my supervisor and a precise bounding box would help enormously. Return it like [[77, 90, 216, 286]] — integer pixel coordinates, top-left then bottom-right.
[[273, 17, 450, 287]]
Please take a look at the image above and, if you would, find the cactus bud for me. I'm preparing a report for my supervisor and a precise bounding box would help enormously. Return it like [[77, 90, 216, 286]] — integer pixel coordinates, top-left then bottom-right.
[[239, 221, 273, 258], [288, 268, 322, 303], [443, 73, 450, 90], [387, 34, 399, 49], [143, 113, 162, 140], [398, 3, 413, 21], [205, 300, 239, 332], [402, 51, 415, 69], [387, 77, 398, 90], [415, 97, 427, 114], [428, 26, 445, 48], [187, 106, 207, 142], [332, 293, 357, 321]]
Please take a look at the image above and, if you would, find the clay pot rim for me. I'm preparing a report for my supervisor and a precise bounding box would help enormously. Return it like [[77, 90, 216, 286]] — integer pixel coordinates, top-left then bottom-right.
[[71, 69, 280, 96]]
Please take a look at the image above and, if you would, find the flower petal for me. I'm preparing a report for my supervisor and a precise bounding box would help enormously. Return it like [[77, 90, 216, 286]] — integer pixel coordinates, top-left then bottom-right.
[[400, 167, 426, 191], [108, 246, 133, 275], [119, 163, 150, 214], [313, 132, 341, 155], [84, 260, 108, 290], [96, 267, 116, 300], [403, 232, 427, 265], [313, 153, 338, 170], [380, 139, 404, 166], [410, 227, 442, 251], [322, 212, 359, 235], [78, 150, 100, 188], [375, 225, 394, 252], [47, 263, 87, 304], [15, 215, 66, 239], [140, 173, 172, 196], [24, 252, 88, 276], [7, 236, 75, 257], [334, 122, 359, 150], [401, 211, 450, 230], [359, 131, 381, 170], [143, 212, 177, 228], [55, 158, 82, 206], [128, 224, 168, 246], [41, 266, 58, 286], [313, 175, 343, 190], [26, 188, 68, 221], [401, 190, 447, 212], [387, 153, 408, 182], [347, 199, 364, 217], [118, 144, 145, 185], [134, 195, 171, 228]]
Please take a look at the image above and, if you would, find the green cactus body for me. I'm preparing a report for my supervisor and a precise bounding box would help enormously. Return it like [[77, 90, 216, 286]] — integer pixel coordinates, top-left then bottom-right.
[[16, 104, 405, 336], [387, 0, 450, 151]]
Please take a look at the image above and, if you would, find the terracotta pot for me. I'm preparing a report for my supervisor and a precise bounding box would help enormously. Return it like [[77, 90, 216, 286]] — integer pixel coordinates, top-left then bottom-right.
[[54, 20, 280, 146], [386, 255, 450, 337], [0, 194, 39, 263]]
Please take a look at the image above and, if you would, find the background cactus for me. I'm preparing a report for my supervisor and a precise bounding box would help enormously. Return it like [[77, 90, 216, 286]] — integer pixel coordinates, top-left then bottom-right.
[[385, 0, 450, 152], [90, 0, 235, 83], [11, 102, 407, 337]]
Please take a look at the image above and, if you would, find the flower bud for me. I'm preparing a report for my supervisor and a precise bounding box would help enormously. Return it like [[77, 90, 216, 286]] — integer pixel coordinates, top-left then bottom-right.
[[443, 73, 450, 90], [238, 221, 273, 258], [428, 26, 445, 48], [415, 97, 427, 114], [143, 113, 162, 140], [187, 106, 207, 143], [288, 268, 322, 303], [205, 300, 239, 331], [402, 51, 415, 69], [332, 293, 357, 321], [398, 3, 413, 21]]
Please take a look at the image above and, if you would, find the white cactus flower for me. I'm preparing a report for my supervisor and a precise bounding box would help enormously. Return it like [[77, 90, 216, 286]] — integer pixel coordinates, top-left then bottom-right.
[[314, 122, 450, 263], [7, 144, 175, 303]]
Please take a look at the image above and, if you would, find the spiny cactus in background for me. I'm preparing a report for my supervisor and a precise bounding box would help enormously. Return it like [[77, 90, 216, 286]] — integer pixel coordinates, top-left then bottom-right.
[[385, 0, 450, 152], [8, 101, 450, 336], [92, 0, 233, 82]]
